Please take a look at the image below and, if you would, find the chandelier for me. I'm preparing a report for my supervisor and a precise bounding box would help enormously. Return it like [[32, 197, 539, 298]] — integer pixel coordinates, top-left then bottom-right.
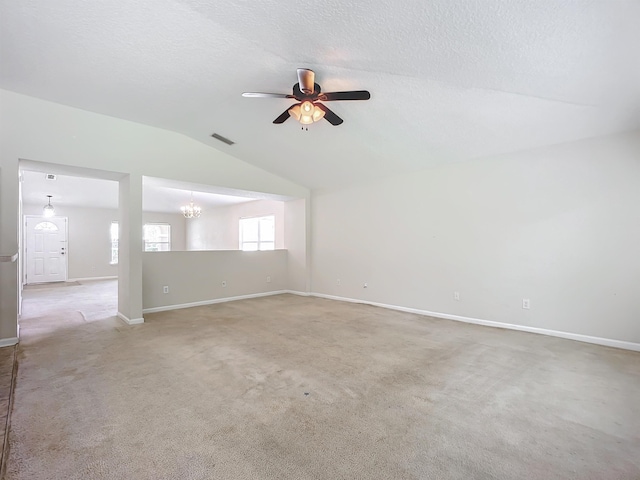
[[181, 193, 201, 218], [43, 195, 55, 217]]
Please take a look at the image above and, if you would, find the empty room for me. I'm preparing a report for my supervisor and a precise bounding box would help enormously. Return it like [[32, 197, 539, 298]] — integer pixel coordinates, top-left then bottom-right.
[[0, 1, 638, 479]]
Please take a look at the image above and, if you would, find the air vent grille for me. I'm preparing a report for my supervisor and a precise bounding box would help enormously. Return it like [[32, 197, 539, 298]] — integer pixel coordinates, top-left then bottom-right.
[[210, 133, 235, 146]]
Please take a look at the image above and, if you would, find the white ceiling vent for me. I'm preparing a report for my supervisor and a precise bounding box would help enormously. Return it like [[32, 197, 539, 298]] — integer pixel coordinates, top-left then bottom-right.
[[45, 174, 57, 180]]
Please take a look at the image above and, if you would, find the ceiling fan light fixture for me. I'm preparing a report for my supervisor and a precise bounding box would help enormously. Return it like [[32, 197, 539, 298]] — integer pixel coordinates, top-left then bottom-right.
[[289, 101, 325, 125], [288, 104, 301, 121], [312, 106, 325, 123], [299, 115, 314, 125]]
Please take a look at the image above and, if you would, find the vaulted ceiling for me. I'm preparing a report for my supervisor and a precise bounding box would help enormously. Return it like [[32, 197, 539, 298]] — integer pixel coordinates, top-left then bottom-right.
[[2, 0, 638, 190]]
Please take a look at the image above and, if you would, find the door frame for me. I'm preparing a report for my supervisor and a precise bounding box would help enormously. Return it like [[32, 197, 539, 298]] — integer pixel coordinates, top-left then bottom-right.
[[23, 215, 69, 285]]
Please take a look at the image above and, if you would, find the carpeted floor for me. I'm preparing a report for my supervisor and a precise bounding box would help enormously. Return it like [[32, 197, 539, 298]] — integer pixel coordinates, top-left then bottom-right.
[[5, 280, 640, 479], [0, 346, 16, 478]]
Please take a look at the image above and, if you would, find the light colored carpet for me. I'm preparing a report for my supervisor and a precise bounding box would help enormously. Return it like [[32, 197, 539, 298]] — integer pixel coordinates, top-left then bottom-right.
[[20, 279, 117, 323], [0, 345, 16, 477], [6, 281, 640, 479]]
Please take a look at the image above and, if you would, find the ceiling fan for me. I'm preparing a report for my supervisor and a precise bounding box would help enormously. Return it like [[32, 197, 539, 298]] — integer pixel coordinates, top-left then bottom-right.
[[242, 68, 371, 127]]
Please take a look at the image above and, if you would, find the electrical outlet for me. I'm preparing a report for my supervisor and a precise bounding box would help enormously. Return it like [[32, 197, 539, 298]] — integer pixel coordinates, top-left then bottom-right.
[[337, 279, 341, 286], [454, 291, 460, 301], [222, 280, 227, 288], [266, 276, 271, 283], [163, 286, 169, 294], [522, 298, 530, 309]]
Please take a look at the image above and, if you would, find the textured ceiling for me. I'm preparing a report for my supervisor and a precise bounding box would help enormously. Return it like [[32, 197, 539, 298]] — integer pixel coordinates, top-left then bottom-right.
[[2, 0, 639, 189]]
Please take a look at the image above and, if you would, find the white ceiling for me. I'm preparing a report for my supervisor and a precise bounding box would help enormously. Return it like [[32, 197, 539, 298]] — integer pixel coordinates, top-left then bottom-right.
[[21, 170, 256, 212], [2, 0, 639, 189]]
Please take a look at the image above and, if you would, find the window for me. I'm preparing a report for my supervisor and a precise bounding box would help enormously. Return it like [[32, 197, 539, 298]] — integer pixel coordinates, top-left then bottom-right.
[[143, 223, 171, 252], [239, 215, 275, 251], [110, 221, 118, 264], [35, 221, 59, 231]]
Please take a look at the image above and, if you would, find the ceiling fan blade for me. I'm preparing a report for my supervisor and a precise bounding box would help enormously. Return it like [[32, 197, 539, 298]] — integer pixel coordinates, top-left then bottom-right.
[[315, 103, 343, 126], [318, 90, 371, 101], [273, 107, 293, 124], [242, 92, 295, 99], [297, 68, 315, 94]]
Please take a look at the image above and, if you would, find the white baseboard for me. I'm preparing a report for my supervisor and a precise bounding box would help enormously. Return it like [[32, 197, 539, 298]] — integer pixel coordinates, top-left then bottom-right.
[[284, 290, 311, 297], [311, 293, 640, 352], [0, 337, 19, 348], [137, 289, 639, 352], [117, 312, 144, 325], [142, 290, 290, 314], [68, 276, 118, 282]]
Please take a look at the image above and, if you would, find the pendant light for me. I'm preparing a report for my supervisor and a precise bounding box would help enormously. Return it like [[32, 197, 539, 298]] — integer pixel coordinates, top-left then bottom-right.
[[43, 195, 55, 217]]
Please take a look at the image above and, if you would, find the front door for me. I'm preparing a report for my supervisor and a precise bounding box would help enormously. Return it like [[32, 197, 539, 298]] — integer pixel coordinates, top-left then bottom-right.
[[25, 216, 68, 284]]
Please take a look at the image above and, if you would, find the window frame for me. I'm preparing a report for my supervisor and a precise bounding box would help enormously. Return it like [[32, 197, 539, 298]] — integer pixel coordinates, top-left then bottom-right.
[[110, 221, 119, 265], [143, 223, 171, 252], [239, 215, 275, 251]]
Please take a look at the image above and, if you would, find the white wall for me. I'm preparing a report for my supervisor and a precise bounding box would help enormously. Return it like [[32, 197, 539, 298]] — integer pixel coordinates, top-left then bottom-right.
[[0, 90, 309, 340], [187, 199, 285, 250], [311, 131, 640, 344], [285, 198, 308, 292], [187, 207, 229, 250], [21, 205, 187, 280], [142, 250, 287, 310]]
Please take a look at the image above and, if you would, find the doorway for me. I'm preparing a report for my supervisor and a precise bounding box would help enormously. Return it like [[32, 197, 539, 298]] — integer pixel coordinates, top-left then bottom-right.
[[19, 161, 123, 327], [24, 215, 68, 284]]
